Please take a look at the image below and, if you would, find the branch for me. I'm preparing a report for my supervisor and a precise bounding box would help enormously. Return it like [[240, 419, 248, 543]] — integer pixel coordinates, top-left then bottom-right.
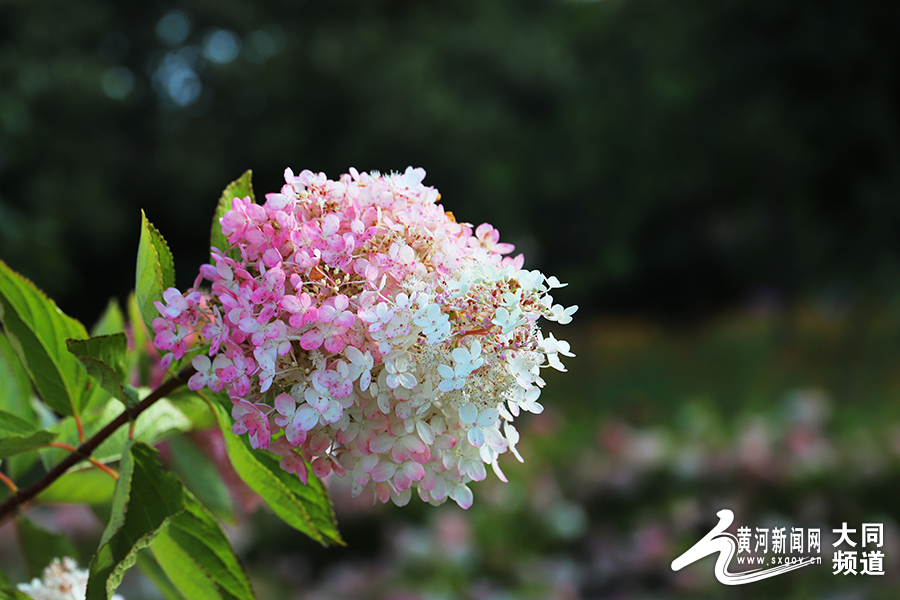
[[0, 365, 195, 524], [48, 442, 119, 481]]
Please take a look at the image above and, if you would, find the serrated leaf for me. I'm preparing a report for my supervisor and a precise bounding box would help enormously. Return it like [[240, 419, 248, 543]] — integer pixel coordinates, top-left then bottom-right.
[[0, 260, 89, 417], [153, 494, 254, 600], [0, 410, 57, 459], [207, 400, 342, 546], [136, 552, 187, 600], [211, 170, 254, 257], [66, 334, 130, 405], [253, 449, 342, 545], [151, 530, 222, 600], [0, 331, 35, 424], [16, 516, 79, 578], [0, 331, 39, 476], [149, 219, 175, 292], [92, 299, 126, 336], [38, 468, 116, 505], [99, 438, 133, 549], [135, 211, 175, 334], [87, 442, 184, 600], [166, 435, 235, 522], [125, 292, 151, 389]]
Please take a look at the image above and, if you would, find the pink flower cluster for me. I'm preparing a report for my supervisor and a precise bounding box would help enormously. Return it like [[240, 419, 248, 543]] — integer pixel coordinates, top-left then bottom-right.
[[153, 167, 576, 508]]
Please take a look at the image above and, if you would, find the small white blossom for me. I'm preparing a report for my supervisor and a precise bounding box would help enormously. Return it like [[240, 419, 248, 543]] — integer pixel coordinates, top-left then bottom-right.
[[540, 332, 576, 372], [548, 303, 578, 325], [18, 557, 125, 600]]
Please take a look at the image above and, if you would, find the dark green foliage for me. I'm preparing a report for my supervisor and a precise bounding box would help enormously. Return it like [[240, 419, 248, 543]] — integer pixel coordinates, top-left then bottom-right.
[[86, 442, 185, 600], [66, 334, 134, 406], [0, 260, 90, 417], [2, 0, 899, 323], [166, 434, 235, 522], [151, 494, 255, 600]]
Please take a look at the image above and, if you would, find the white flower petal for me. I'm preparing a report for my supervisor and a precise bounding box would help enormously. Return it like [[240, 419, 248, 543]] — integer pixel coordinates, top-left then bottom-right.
[[458, 402, 478, 425], [476, 408, 499, 427], [293, 406, 319, 431], [467, 427, 486, 447]]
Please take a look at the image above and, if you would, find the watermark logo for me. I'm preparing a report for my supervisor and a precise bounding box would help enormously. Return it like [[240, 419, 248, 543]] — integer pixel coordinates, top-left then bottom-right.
[[671, 509, 817, 585], [672, 510, 886, 584], [832, 522, 885, 576]]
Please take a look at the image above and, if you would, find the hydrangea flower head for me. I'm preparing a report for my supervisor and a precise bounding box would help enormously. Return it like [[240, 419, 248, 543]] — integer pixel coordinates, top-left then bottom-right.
[[153, 167, 577, 508]]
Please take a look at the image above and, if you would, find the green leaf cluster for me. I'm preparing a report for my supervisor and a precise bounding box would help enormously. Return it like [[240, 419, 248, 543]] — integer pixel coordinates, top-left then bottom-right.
[[0, 260, 90, 417], [0, 176, 342, 598]]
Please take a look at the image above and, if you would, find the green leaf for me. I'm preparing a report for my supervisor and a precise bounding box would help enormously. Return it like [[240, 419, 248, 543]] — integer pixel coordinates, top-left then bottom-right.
[[6, 450, 39, 481], [211, 170, 254, 256], [166, 435, 235, 522], [136, 552, 187, 600], [153, 494, 255, 600], [100, 438, 133, 549], [92, 299, 126, 336], [81, 384, 113, 415], [66, 334, 133, 406], [0, 331, 35, 424], [253, 448, 342, 545], [125, 292, 153, 389], [0, 410, 57, 459], [16, 515, 79, 578], [87, 442, 185, 600], [94, 397, 191, 461], [135, 211, 175, 334], [0, 260, 89, 417], [38, 468, 116, 505], [163, 390, 216, 429], [151, 530, 222, 600], [207, 400, 343, 546], [0, 331, 40, 477]]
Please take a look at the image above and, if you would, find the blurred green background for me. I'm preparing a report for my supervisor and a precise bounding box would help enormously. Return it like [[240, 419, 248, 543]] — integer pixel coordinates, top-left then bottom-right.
[[2, 0, 900, 598]]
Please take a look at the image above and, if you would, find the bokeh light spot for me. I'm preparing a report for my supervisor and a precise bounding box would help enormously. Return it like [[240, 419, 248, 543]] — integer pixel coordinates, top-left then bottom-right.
[[202, 29, 241, 65], [101, 66, 135, 100], [156, 10, 192, 46], [152, 52, 201, 107]]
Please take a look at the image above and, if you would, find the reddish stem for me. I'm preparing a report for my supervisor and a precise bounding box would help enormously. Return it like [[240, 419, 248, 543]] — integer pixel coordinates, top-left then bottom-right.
[[0, 472, 17, 494], [48, 442, 119, 481], [74, 412, 85, 443], [0, 365, 194, 523]]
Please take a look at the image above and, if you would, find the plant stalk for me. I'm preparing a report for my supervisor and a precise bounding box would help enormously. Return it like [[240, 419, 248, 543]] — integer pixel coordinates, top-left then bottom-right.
[[0, 365, 194, 523]]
